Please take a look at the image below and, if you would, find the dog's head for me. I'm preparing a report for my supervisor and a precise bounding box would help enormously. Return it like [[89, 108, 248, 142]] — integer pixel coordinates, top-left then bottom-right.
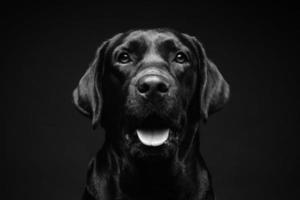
[[73, 29, 230, 158]]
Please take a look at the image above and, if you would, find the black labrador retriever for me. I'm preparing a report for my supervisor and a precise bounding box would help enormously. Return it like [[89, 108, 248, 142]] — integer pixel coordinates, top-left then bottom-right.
[[73, 28, 230, 200]]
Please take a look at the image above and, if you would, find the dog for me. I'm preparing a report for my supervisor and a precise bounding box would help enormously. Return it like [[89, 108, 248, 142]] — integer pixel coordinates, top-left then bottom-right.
[[73, 28, 230, 200]]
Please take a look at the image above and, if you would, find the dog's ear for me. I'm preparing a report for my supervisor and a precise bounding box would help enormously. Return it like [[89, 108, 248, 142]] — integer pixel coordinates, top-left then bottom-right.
[[190, 36, 230, 120], [201, 58, 230, 119], [73, 41, 109, 128]]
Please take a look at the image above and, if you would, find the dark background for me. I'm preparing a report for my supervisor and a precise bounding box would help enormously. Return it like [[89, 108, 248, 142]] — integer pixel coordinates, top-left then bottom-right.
[[3, 2, 299, 200]]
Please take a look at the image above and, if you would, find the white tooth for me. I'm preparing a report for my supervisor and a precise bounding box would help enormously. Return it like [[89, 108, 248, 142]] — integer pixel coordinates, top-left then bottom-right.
[[136, 129, 169, 146]]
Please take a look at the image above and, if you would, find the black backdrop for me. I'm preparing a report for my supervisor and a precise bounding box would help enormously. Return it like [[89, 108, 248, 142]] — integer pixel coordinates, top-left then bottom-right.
[[3, 2, 299, 200]]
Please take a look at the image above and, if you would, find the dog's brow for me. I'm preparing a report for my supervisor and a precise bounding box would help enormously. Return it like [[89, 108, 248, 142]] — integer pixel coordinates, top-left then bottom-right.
[[122, 39, 147, 53], [158, 39, 180, 52]]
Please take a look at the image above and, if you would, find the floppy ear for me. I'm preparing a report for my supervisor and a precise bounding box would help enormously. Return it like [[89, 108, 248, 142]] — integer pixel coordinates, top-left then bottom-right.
[[201, 58, 230, 119], [191, 37, 230, 120], [72, 41, 109, 128]]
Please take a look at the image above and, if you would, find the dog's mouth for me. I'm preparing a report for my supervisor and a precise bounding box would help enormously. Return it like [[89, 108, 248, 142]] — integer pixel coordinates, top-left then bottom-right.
[[135, 114, 175, 147], [125, 113, 179, 149], [136, 129, 170, 146]]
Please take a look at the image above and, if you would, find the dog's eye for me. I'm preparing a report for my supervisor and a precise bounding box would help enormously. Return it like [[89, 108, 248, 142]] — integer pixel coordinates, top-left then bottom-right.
[[174, 52, 188, 63], [117, 52, 132, 64]]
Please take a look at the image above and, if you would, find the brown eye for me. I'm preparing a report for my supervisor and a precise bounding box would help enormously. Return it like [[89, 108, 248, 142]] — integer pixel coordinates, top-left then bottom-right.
[[174, 52, 188, 63], [117, 52, 132, 64]]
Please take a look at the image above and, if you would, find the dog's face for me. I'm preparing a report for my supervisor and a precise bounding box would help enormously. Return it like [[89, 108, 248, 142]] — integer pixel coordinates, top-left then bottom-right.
[[73, 29, 230, 158]]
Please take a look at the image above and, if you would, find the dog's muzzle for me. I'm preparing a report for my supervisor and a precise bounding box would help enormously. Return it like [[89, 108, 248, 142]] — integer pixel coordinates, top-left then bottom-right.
[[129, 68, 177, 147], [135, 68, 174, 99]]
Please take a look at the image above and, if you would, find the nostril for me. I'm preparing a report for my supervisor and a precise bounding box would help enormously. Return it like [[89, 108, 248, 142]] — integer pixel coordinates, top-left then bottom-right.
[[157, 82, 169, 93], [138, 82, 150, 94], [137, 75, 170, 96]]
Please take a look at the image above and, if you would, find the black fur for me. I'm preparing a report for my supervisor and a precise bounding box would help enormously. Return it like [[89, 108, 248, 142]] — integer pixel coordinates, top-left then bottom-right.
[[73, 28, 230, 200]]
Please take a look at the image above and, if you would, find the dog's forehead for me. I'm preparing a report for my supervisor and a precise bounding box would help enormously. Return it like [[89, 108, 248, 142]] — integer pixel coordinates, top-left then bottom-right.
[[122, 30, 183, 47]]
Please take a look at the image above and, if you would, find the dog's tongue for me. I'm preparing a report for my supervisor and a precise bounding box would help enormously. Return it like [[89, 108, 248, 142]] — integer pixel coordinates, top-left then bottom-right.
[[136, 129, 169, 146]]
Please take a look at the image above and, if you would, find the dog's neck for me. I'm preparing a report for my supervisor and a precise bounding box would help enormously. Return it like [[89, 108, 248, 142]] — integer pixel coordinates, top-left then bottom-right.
[[118, 155, 196, 199]]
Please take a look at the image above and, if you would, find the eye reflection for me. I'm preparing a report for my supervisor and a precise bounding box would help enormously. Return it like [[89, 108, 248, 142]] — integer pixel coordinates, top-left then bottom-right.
[[117, 52, 132, 64], [174, 52, 188, 63]]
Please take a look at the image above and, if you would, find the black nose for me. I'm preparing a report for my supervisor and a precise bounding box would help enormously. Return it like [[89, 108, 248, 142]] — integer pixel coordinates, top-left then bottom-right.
[[137, 75, 170, 97]]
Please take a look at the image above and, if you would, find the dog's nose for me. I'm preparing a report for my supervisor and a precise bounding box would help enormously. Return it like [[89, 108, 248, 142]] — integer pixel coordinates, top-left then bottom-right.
[[137, 75, 170, 97]]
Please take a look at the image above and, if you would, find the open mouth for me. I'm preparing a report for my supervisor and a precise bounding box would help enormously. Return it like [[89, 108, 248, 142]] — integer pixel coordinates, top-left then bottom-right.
[[128, 114, 174, 147], [136, 129, 170, 146], [125, 110, 181, 150]]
